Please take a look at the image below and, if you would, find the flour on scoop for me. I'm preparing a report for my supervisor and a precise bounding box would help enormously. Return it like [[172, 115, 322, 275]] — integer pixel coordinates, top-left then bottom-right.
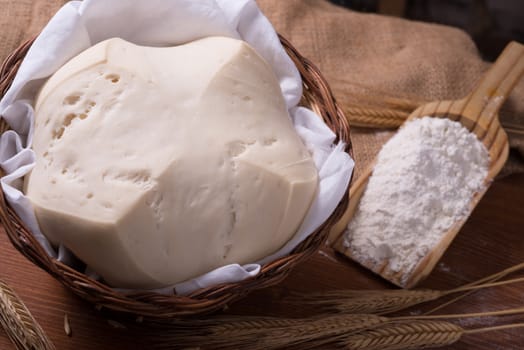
[[344, 117, 489, 284]]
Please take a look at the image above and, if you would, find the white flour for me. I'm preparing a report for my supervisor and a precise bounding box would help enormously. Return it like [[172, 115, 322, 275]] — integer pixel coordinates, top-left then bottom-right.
[[344, 117, 489, 283]]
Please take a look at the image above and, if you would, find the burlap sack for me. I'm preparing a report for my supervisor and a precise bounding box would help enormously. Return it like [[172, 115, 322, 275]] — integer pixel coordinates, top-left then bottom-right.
[[0, 1, 66, 55], [256, 0, 524, 179], [1, 0, 523, 179]]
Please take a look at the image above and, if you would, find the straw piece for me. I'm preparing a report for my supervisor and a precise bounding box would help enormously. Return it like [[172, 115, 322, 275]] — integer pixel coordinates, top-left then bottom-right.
[[63, 314, 71, 337], [107, 319, 127, 330]]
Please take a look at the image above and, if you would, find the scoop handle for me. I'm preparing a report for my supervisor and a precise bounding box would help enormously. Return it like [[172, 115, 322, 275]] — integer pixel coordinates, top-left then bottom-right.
[[430, 42, 522, 129], [465, 42, 524, 131]]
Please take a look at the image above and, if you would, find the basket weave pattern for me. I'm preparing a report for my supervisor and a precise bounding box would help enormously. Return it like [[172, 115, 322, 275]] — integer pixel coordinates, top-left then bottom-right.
[[0, 35, 352, 319]]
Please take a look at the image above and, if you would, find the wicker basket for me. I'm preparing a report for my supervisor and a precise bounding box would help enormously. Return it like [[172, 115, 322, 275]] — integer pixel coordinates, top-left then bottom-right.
[[0, 35, 352, 319]]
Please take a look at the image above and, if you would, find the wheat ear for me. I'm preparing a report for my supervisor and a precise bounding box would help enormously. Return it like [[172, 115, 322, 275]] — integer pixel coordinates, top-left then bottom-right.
[[345, 320, 463, 350], [152, 314, 387, 350], [0, 280, 55, 350], [288, 289, 444, 315]]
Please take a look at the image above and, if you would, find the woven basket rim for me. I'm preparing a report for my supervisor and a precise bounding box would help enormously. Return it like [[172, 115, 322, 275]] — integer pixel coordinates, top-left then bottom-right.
[[0, 33, 352, 319]]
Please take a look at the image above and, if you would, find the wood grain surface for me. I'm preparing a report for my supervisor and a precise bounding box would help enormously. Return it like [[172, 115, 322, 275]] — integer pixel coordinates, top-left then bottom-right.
[[0, 173, 523, 349], [1, 2, 523, 348]]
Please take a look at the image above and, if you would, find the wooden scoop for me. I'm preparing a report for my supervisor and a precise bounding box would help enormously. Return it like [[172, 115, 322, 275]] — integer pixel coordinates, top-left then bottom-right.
[[330, 41, 524, 289]]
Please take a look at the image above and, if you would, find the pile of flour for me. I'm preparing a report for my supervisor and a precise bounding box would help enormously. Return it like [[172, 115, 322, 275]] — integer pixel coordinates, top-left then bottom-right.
[[344, 117, 489, 283]]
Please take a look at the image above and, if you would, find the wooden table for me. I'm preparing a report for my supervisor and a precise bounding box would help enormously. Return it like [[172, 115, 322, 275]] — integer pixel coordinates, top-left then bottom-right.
[[1, 173, 523, 349]]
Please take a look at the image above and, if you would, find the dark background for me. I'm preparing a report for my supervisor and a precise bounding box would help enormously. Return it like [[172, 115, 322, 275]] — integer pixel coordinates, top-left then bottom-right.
[[329, 0, 524, 61]]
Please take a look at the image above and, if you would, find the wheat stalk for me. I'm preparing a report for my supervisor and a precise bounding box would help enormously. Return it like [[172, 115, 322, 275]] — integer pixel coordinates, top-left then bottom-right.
[[0, 280, 55, 350], [152, 311, 524, 349], [289, 289, 444, 315], [151, 304, 524, 349], [288, 262, 524, 316], [425, 262, 524, 315], [152, 314, 387, 349], [151, 262, 524, 349], [345, 320, 463, 350], [345, 319, 524, 350], [243, 314, 386, 349]]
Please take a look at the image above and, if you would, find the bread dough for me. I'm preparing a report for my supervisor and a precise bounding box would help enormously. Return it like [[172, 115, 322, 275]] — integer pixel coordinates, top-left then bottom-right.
[[25, 37, 318, 289]]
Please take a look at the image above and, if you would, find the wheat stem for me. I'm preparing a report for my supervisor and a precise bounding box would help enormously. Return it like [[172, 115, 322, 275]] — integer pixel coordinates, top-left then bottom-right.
[[425, 275, 524, 315], [465, 323, 524, 335], [424, 262, 524, 315], [399, 306, 524, 321], [448, 277, 524, 294], [423, 289, 478, 316], [453, 262, 524, 290]]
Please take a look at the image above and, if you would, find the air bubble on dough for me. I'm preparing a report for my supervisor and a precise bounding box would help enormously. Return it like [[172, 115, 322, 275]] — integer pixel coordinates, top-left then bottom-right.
[[63, 93, 82, 105], [105, 74, 120, 83]]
